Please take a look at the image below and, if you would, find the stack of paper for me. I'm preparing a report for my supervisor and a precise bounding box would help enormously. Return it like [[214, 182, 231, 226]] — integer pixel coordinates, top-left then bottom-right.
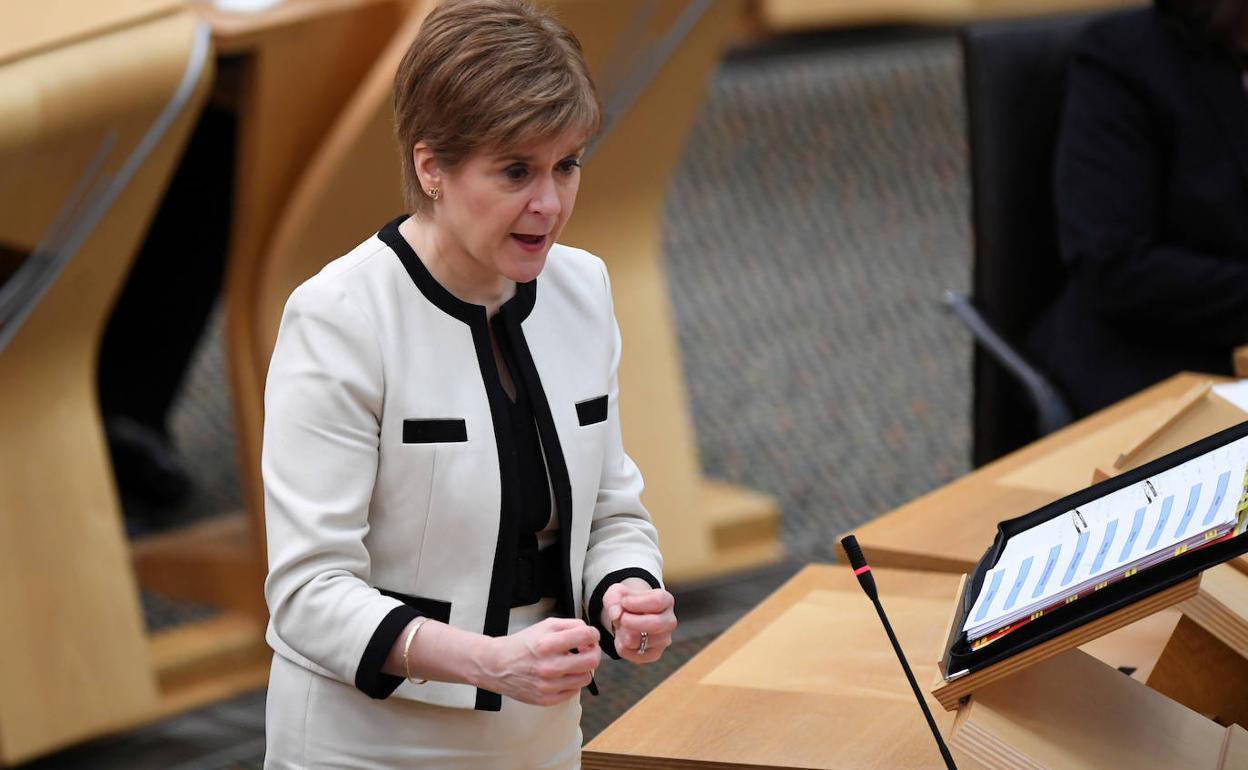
[[963, 434, 1248, 643]]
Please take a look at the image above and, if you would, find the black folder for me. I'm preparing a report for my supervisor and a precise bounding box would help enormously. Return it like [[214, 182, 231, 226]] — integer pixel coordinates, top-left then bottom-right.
[[941, 420, 1248, 679]]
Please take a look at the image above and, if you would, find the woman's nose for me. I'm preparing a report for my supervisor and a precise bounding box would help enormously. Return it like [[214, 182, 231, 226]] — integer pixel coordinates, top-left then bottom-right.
[[529, 176, 561, 218]]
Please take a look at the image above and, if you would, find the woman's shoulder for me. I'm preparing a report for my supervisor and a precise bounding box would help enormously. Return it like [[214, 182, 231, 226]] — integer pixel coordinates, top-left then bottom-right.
[[543, 242, 610, 296], [287, 230, 398, 310], [547, 242, 605, 272]]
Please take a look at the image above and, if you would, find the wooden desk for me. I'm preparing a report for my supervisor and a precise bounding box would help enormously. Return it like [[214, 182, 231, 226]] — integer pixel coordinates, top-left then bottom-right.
[[847, 373, 1245, 574], [584, 564, 1175, 769], [585, 566, 976, 769], [583, 374, 1248, 768]]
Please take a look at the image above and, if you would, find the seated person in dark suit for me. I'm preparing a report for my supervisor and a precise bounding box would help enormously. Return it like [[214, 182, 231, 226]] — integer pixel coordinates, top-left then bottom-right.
[[1027, 0, 1248, 417]]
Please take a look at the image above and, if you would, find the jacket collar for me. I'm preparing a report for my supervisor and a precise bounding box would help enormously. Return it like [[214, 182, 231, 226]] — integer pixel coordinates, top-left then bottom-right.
[[379, 215, 536, 326]]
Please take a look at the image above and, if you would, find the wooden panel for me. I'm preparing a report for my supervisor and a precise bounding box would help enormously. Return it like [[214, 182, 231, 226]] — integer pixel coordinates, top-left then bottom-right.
[[556, 0, 780, 580], [952, 649, 1227, 770], [753, 0, 1141, 33], [1074, 607, 1181, 683], [0, 0, 180, 65], [1117, 393, 1248, 472], [584, 565, 986, 769], [149, 614, 271, 718], [586, 565, 1192, 768], [1179, 564, 1248, 660], [131, 513, 266, 616], [1235, 347, 1248, 379], [218, 0, 404, 582], [192, 0, 401, 55], [931, 576, 1201, 710], [1114, 380, 1212, 468], [1148, 615, 1248, 728], [848, 374, 1243, 574], [0, 11, 211, 765], [249, 1, 433, 372]]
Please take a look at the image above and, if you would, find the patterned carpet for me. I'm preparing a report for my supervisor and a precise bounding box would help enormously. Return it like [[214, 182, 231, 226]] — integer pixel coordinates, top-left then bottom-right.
[[20, 27, 974, 769], [664, 30, 971, 562]]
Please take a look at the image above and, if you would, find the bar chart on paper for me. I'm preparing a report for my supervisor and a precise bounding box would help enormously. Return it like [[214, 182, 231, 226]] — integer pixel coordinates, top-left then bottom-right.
[[964, 435, 1248, 644]]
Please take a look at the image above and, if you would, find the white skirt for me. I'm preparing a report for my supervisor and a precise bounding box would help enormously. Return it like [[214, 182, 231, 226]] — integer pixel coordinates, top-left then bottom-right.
[[265, 599, 582, 769]]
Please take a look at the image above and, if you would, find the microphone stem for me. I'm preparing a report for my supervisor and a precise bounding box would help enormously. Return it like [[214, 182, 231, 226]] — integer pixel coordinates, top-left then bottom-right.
[[871, 596, 958, 770]]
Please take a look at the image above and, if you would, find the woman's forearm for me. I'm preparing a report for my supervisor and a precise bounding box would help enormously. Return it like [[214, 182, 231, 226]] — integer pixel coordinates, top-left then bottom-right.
[[382, 618, 494, 687], [380, 616, 604, 707]]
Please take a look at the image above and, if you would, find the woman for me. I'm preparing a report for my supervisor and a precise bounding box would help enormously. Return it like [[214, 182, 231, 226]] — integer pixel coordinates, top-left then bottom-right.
[[1027, 0, 1248, 416], [262, 1, 677, 766]]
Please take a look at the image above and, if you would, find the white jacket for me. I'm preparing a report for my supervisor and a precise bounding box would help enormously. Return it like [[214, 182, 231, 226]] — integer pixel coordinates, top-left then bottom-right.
[[262, 217, 663, 712]]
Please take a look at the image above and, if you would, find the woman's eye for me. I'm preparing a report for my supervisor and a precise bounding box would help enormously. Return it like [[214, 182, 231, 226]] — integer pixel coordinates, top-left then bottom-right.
[[558, 158, 581, 174], [504, 164, 528, 181]]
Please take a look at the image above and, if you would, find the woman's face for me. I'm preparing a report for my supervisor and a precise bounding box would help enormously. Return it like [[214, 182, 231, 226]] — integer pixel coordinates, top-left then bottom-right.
[[431, 130, 585, 286]]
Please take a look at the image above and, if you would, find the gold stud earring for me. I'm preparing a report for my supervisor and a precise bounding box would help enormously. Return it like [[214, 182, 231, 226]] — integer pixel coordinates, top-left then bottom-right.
[[426, 187, 440, 201]]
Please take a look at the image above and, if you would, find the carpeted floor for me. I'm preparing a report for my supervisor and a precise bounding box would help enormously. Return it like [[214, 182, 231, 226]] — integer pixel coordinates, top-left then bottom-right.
[[20, 26, 974, 769], [665, 29, 971, 562]]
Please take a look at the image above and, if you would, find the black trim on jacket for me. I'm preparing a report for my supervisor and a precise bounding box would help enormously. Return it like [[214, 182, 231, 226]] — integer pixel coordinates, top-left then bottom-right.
[[501, 310, 577, 621], [503, 308, 602, 696], [576, 394, 609, 426], [353, 590, 455, 698], [381, 216, 533, 324], [469, 310, 522, 712], [382, 216, 541, 711], [354, 604, 420, 699]]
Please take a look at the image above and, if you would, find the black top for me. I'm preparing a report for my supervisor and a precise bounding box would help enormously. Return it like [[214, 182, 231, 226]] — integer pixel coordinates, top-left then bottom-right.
[[493, 314, 559, 608], [1026, 8, 1248, 416]]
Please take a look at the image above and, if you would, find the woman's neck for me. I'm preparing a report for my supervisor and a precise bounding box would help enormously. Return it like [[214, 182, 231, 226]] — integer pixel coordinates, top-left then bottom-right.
[[399, 215, 516, 316]]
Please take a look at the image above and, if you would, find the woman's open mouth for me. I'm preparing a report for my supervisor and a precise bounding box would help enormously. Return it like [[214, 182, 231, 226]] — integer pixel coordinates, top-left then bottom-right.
[[511, 233, 547, 252]]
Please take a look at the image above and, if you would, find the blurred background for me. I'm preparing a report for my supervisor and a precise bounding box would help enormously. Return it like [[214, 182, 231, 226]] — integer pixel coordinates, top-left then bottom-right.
[[0, 0, 1167, 766]]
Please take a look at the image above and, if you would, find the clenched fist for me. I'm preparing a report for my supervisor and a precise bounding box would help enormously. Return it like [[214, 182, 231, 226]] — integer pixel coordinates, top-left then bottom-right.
[[477, 617, 602, 706], [600, 577, 677, 663]]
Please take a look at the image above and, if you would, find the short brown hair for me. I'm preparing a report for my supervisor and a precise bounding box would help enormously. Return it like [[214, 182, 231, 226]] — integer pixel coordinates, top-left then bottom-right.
[[393, 0, 601, 215]]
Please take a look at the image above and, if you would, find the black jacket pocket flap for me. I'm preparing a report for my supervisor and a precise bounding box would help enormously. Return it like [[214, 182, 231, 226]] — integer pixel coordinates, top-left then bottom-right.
[[403, 418, 467, 443], [377, 589, 452, 623], [576, 395, 608, 426]]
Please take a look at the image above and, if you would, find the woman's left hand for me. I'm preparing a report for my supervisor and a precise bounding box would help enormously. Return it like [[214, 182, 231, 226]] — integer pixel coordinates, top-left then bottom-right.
[[600, 578, 677, 663]]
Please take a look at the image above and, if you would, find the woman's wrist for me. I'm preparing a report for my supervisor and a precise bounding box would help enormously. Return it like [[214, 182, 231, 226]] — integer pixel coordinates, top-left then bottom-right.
[[461, 632, 498, 690], [384, 618, 500, 689]]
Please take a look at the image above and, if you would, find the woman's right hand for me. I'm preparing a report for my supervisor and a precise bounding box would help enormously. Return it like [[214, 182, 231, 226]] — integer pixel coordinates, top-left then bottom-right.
[[476, 617, 601, 706]]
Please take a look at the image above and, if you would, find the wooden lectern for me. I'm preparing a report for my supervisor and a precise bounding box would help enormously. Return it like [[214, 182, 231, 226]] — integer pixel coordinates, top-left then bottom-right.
[[928, 383, 1248, 768], [932, 563, 1248, 768]]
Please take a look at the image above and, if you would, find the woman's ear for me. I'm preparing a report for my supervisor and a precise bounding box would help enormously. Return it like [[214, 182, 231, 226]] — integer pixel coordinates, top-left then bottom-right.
[[412, 142, 442, 193]]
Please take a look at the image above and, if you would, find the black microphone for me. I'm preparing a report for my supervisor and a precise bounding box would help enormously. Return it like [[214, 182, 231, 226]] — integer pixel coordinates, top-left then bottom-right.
[[841, 535, 958, 770]]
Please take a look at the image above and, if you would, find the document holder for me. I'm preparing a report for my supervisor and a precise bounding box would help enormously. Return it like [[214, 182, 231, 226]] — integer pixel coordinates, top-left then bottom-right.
[[940, 420, 1248, 683], [929, 420, 1248, 768]]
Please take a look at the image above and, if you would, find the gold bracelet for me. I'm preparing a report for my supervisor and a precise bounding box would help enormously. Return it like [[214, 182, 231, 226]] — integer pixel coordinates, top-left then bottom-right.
[[402, 616, 431, 684]]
